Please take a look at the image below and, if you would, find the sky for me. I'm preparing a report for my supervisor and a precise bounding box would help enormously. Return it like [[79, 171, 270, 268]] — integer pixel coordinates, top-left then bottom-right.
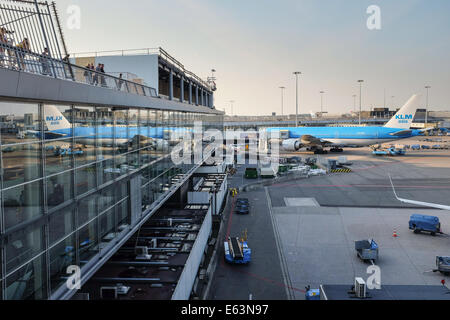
[[55, 0, 450, 116]]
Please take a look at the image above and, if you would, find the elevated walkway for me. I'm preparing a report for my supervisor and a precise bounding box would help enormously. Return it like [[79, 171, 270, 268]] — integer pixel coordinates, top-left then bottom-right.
[[0, 66, 221, 115]]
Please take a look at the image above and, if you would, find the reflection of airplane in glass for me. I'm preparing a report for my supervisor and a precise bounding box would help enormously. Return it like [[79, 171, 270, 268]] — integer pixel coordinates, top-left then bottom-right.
[[29, 105, 187, 150], [267, 95, 426, 154]]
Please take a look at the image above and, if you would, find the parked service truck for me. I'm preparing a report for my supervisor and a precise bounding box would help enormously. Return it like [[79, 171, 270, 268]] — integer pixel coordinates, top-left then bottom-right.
[[259, 166, 277, 178], [409, 214, 442, 236]]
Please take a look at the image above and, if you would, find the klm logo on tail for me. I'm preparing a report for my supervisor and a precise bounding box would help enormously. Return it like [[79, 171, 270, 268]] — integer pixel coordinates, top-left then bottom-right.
[[384, 95, 420, 129], [46, 116, 63, 121], [395, 115, 413, 120], [46, 116, 63, 126], [396, 114, 413, 124]]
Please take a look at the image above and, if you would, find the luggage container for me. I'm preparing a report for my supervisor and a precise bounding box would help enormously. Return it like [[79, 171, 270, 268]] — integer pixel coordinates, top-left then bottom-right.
[[355, 239, 379, 262]]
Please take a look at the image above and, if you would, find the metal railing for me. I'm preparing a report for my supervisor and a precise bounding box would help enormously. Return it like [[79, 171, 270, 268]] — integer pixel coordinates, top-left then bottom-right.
[[0, 42, 158, 97], [71, 47, 213, 91]]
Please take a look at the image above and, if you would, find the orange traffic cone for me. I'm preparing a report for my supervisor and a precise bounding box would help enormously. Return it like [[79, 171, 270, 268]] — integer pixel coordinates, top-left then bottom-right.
[[393, 229, 398, 238]]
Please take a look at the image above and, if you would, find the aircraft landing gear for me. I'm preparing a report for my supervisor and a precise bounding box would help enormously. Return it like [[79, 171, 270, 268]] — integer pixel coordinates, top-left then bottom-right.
[[314, 149, 328, 155], [330, 148, 344, 153]]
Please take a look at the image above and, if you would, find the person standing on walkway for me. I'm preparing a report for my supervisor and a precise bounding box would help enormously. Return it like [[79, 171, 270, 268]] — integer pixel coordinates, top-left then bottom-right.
[[40, 47, 51, 76], [93, 63, 101, 86], [16, 37, 30, 71], [100, 63, 107, 87]]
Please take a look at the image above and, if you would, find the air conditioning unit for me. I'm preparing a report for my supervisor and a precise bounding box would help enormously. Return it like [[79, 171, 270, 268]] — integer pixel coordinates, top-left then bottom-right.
[[354, 277, 366, 299], [135, 246, 152, 260]]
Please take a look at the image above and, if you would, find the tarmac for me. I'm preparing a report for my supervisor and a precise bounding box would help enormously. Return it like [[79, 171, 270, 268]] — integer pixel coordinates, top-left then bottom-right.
[[209, 137, 450, 300]]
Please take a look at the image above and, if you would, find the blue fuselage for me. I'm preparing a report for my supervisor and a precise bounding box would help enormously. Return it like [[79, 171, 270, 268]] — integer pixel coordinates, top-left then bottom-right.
[[267, 126, 422, 146]]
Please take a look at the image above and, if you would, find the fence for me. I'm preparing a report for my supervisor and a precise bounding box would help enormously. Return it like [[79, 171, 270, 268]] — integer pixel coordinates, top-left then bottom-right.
[[0, 41, 158, 97]]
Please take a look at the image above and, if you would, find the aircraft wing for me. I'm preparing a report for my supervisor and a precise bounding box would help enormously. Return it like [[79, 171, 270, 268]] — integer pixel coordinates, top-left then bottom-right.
[[389, 175, 450, 210], [300, 135, 331, 147], [43, 131, 68, 139], [389, 130, 413, 136]]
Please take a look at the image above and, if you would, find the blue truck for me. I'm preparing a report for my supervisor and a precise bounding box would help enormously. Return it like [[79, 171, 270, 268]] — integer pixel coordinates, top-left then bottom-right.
[[305, 286, 320, 300], [409, 214, 442, 236]]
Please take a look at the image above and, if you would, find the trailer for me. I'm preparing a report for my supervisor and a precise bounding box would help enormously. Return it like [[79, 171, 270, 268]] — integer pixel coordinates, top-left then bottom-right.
[[355, 239, 379, 262], [224, 237, 251, 264]]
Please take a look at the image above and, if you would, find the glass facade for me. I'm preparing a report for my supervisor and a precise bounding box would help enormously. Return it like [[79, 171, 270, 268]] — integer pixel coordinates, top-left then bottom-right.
[[0, 101, 223, 299]]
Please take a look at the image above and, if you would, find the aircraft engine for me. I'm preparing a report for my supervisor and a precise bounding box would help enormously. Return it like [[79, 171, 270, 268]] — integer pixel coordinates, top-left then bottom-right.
[[155, 140, 169, 151], [281, 139, 301, 151]]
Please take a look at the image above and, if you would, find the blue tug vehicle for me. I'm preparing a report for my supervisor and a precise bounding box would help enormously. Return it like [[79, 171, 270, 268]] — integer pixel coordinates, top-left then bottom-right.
[[224, 232, 251, 264]]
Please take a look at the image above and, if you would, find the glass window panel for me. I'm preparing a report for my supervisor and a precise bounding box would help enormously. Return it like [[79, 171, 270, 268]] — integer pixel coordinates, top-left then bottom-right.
[[0, 102, 40, 146], [79, 219, 99, 264], [117, 200, 129, 227], [78, 193, 98, 227], [98, 186, 115, 214], [2, 142, 42, 189], [43, 104, 73, 176], [49, 209, 74, 245], [98, 156, 115, 186], [3, 180, 43, 230], [49, 234, 76, 294], [46, 172, 73, 209], [6, 255, 47, 300], [73, 106, 96, 168], [100, 208, 116, 242], [75, 164, 96, 197], [44, 141, 72, 176], [5, 224, 43, 274]]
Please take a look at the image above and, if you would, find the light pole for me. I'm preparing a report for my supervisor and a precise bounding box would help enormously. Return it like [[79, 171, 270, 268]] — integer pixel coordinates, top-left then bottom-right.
[[391, 96, 395, 119], [320, 91, 325, 116], [357, 80, 364, 125], [279, 86, 286, 116], [229, 100, 235, 116], [425, 85, 431, 127], [293, 72, 301, 127]]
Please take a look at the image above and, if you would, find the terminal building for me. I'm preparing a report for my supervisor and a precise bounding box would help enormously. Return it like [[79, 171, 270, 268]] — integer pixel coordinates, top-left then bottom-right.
[[71, 48, 216, 109], [0, 0, 223, 300]]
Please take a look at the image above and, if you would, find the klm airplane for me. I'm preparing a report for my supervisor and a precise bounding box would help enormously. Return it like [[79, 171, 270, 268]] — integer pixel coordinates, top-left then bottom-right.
[[267, 95, 424, 154], [32, 105, 186, 150]]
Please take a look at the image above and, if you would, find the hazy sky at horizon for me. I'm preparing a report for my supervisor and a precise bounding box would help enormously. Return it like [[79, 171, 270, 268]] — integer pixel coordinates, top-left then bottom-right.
[[56, 0, 450, 116]]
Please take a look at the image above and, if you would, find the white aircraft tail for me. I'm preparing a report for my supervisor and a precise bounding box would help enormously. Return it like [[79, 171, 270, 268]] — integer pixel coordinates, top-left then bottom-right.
[[384, 94, 421, 129], [44, 105, 71, 131]]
